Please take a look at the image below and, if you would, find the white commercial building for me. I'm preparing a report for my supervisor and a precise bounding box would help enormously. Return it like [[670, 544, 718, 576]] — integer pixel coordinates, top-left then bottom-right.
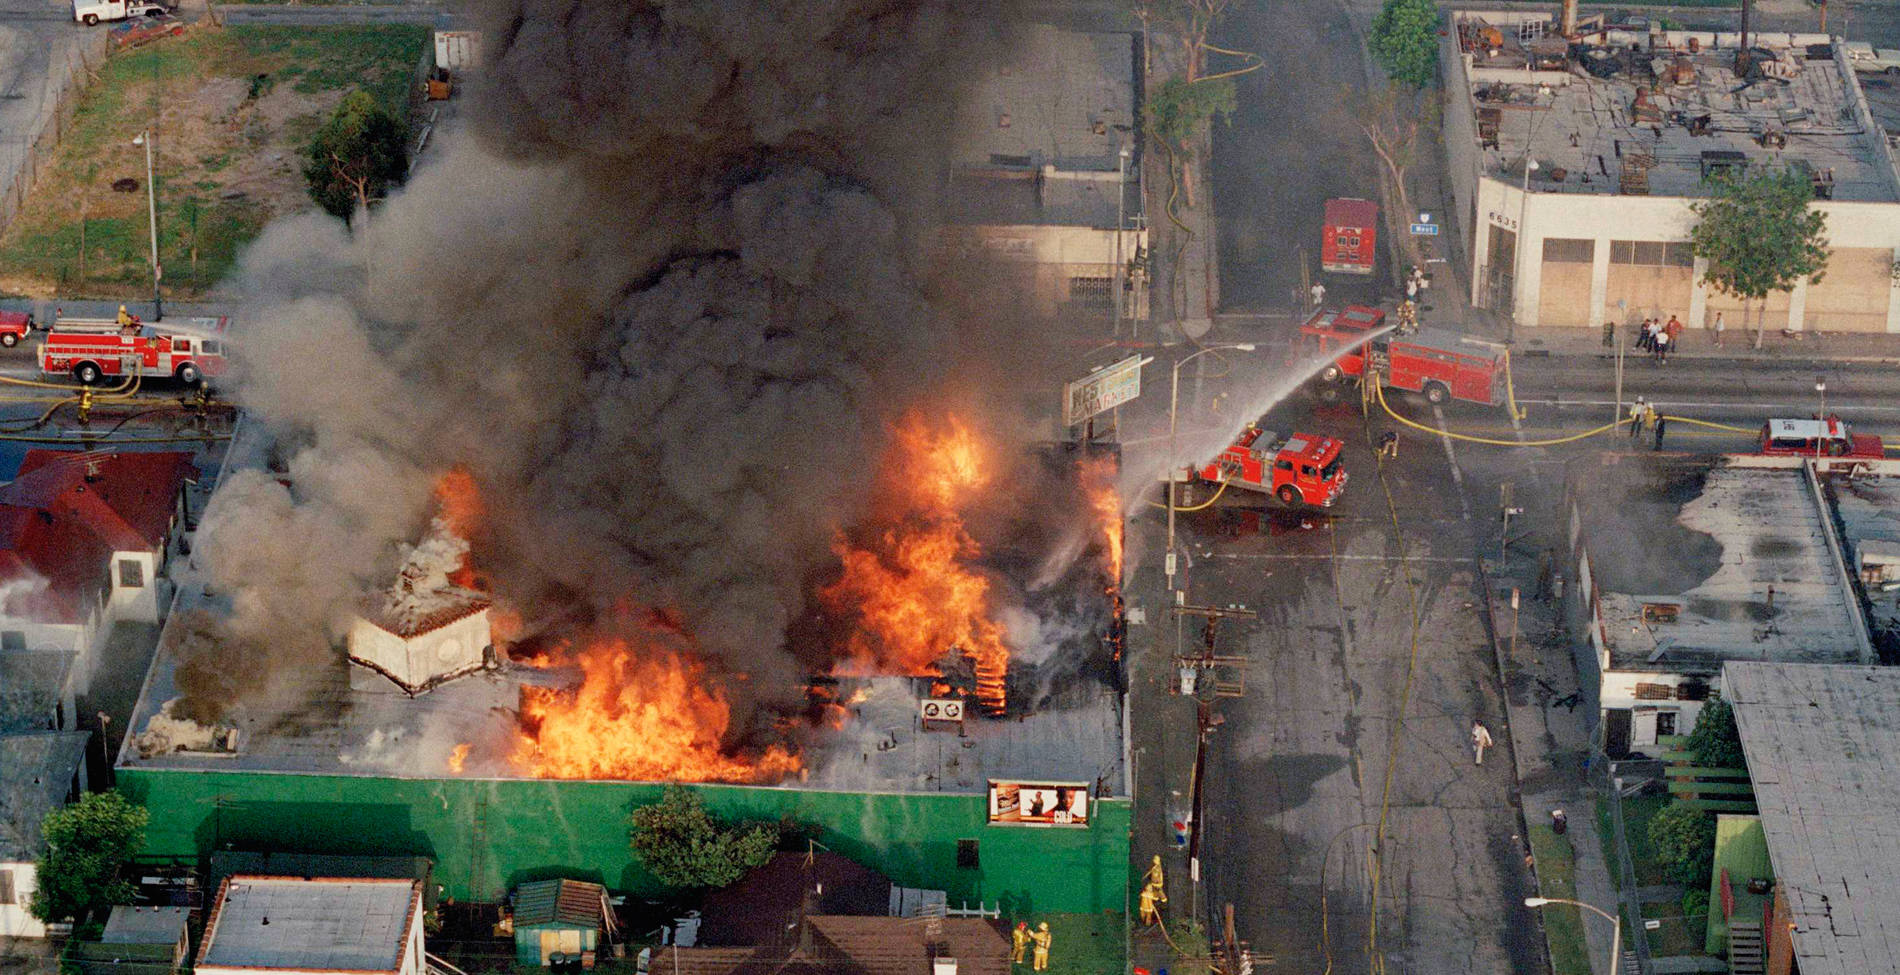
[[1445, 11, 1900, 333]]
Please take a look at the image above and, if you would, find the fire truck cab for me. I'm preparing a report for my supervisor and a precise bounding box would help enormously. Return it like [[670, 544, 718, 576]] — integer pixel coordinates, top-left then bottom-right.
[[39, 315, 229, 385], [0, 311, 35, 347], [1195, 426, 1347, 507], [1758, 417, 1885, 459], [1321, 198, 1379, 276]]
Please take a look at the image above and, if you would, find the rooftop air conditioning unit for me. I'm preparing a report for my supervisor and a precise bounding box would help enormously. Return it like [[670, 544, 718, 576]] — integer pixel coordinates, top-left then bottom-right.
[[920, 699, 965, 725]]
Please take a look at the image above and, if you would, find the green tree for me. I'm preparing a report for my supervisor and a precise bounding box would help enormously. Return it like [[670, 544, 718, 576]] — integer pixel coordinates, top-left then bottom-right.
[[1146, 76, 1238, 156], [629, 786, 779, 889], [1689, 167, 1830, 349], [1648, 803, 1717, 887], [303, 90, 409, 226], [1369, 0, 1440, 88], [1687, 693, 1746, 770], [29, 791, 149, 926]]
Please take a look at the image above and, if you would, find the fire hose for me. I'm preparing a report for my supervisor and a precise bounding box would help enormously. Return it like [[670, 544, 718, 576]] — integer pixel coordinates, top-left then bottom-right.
[[1146, 477, 1230, 512]]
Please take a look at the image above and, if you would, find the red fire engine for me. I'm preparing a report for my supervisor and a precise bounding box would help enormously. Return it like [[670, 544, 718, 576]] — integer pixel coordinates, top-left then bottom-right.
[[1301, 313, 1507, 407], [1194, 426, 1347, 507], [1757, 417, 1885, 459], [38, 316, 229, 385], [1298, 305, 1386, 382], [1321, 198, 1379, 276]]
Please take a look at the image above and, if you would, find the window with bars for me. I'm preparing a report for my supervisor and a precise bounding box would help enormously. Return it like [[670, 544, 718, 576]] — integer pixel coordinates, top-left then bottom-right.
[[1542, 238, 1595, 263], [1610, 240, 1695, 267], [1068, 277, 1113, 309]]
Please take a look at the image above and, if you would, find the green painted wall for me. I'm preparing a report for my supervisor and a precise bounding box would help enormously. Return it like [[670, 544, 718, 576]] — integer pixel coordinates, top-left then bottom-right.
[[1705, 813, 1771, 955], [117, 769, 1130, 915]]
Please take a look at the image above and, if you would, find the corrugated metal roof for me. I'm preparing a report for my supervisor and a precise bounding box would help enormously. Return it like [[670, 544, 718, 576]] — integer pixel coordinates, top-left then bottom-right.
[[513, 877, 607, 929], [197, 875, 420, 972]]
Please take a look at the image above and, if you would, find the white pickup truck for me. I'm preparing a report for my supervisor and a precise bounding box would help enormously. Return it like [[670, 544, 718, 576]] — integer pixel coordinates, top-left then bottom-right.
[[1845, 41, 1900, 76], [71, 0, 167, 25]]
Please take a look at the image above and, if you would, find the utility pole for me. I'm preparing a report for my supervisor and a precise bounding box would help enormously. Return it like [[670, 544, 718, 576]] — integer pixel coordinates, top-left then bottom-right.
[[1173, 603, 1256, 928]]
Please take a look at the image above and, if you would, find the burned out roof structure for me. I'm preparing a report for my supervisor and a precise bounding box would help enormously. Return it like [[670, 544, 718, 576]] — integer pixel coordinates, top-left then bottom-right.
[[1454, 12, 1900, 200], [1571, 455, 1871, 673], [1725, 663, 1900, 975]]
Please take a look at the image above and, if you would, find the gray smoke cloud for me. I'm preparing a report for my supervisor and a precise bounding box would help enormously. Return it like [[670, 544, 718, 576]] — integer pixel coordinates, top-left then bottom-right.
[[189, 0, 1023, 724]]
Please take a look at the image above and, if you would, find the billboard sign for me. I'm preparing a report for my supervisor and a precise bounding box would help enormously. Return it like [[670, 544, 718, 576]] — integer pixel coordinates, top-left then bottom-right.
[[988, 780, 1091, 827], [1063, 356, 1150, 428]]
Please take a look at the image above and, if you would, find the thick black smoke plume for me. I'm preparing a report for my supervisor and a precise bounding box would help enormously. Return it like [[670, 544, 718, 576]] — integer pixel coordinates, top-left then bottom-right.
[[190, 0, 1020, 721]]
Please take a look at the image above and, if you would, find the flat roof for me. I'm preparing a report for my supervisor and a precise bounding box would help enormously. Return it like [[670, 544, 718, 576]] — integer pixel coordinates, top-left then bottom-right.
[[1455, 12, 1900, 201], [947, 24, 1138, 228], [200, 876, 418, 973], [1827, 472, 1900, 648], [102, 905, 190, 945], [953, 24, 1133, 173], [1577, 457, 1869, 672], [123, 582, 1125, 796], [1725, 663, 1900, 975]]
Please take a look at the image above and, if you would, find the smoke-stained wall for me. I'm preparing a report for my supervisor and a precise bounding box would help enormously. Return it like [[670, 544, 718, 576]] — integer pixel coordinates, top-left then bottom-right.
[[118, 768, 1131, 914]]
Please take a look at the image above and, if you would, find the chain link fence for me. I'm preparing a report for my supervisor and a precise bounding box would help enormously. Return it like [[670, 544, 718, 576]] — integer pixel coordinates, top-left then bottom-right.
[[0, 28, 111, 240]]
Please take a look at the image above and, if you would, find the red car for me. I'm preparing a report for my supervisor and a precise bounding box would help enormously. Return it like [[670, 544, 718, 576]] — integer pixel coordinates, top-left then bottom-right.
[[0, 311, 35, 348], [1758, 417, 1885, 459]]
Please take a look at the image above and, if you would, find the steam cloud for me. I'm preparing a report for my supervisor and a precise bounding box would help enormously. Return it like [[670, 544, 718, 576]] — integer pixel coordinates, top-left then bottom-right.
[[190, 0, 1023, 722]]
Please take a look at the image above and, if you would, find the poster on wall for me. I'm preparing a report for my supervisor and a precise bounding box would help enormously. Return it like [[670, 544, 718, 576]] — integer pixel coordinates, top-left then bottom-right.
[[988, 780, 1090, 827]]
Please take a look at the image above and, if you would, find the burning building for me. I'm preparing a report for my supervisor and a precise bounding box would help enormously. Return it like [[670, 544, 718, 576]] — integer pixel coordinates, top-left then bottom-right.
[[115, 422, 1131, 913]]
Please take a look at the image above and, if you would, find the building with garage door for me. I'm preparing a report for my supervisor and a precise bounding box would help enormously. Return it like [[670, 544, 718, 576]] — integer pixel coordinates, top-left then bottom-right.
[[1444, 10, 1900, 333]]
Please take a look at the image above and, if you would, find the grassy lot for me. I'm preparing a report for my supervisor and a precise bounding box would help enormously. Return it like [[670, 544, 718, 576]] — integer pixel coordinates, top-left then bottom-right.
[[1596, 793, 1670, 890], [1645, 910, 1706, 956], [0, 23, 426, 299], [1528, 824, 1594, 975]]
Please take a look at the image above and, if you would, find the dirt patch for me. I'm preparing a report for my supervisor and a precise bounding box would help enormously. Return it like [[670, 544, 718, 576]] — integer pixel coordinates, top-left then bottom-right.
[[0, 23, 427, 299]]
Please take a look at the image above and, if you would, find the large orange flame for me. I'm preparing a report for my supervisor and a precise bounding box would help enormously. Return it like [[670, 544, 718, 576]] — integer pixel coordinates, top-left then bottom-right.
[[824, 414, 1009, 711], [1081, 455, 1123, 583], [433, 466, 483, 590], [513, 638, 801, 782]]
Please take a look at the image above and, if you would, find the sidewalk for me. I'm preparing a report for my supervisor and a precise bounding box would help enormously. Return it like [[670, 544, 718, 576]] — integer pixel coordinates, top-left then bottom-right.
[[1513, 324, 1900, 366]]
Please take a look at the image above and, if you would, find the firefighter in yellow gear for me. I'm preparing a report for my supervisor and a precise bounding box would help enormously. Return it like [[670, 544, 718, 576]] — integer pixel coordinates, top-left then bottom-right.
[[1011, 922, 1030, 964], [1031, 922, 1052, 971], [116, 305, 132, 327]]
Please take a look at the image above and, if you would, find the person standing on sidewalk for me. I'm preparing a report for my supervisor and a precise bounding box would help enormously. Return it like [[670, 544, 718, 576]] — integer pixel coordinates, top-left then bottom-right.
[[1630, 397, 1648, 440], [1311, 281, 1326, 309], [1714, 311, 1726, 347], [1654, 327, 1671, 363], [1654, 413, 1668, 451], [1472, 720, 1494, 765]]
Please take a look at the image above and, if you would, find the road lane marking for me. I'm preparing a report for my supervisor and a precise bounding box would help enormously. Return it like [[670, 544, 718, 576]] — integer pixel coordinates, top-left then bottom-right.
[[1431, 403, 1473, 522]]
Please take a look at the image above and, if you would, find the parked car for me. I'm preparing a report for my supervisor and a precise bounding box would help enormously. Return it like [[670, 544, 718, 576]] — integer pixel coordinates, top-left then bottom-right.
[[0, 311, 35, 348], [1844, 41, 1900, 76]]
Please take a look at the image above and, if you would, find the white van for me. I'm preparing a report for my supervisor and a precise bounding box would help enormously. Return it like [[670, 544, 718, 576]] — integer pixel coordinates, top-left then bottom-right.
[[71, 0, 167, 26]]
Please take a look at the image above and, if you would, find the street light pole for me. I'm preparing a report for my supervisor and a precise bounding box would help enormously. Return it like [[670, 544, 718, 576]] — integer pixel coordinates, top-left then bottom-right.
[[133, 131, 161, 321], [1165, 343, 1257, 595], [1816, 376, 1828, 462], [1526, 896, 1621, 975]]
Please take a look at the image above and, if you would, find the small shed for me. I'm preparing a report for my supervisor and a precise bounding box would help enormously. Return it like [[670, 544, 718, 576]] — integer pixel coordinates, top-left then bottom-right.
[[70, 905, 193, 974], [103, 905, 191, 962], [512, 878, 617, 967]]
